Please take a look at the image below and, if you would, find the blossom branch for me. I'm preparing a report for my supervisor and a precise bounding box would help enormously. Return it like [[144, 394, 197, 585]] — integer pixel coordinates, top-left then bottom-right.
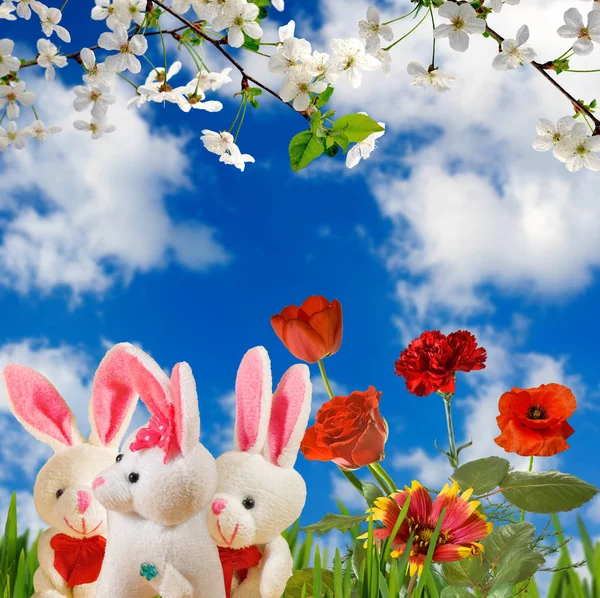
[[485, 24, 600, 135], [149, 0, 297, 112]]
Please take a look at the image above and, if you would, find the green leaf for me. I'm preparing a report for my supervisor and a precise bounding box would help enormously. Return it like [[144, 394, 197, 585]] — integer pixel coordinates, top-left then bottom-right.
[[499, 470, 599, 513], [331, 113, 383, 143], [289, 131, 324, 172], [486, 586, 514, 598], [335, 134, 349, 153], [283, 569, 334, 597], [242, 33, 260, 52], [361, 482, 382, 507], [441, 589, 473, 598], [301, 513, 365, 537], [316, 86, 334, 108], [452, 457, 510, 494], [249, 87, 262, 96], [443, 523, 544, 589]]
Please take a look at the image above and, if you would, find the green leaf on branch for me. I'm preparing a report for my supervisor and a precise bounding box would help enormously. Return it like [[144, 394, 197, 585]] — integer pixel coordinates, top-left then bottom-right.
[[499, 470, 599, 514], [442, 523, 545, 591], [451, 457, 510, 494], [289, 131, 324, 171], [242, 33, 261, 52], [283, 569, 334, 597], [331, 113, 383, 143], [300, 513, 365, 537], [316, 86, 334, 108], [335, 134, 349, 153]]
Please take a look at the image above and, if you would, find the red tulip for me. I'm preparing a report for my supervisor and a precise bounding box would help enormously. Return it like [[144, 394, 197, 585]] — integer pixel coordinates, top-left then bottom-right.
[[271, 295, 342, 363]]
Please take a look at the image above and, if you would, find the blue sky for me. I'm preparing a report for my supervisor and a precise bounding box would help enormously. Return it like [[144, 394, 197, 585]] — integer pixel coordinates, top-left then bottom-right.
[[1, 0, 600, 586]]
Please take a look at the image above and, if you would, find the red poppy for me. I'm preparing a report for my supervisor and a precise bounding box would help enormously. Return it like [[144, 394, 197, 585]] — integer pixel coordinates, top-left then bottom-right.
[[271, 295, 342, 363], [494, 383, 576, 457], [394, 330, 487, 397], [360, 481, 493, 576], [300, 386, 388, 470]]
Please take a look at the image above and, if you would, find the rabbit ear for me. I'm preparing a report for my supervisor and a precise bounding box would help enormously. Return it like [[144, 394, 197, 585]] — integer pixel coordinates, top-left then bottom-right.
[[171, 362, 200, 456], [234, 346, 273, 454], [89, 343, 171, 448], [2, 365, 84, 452], [265, 364, 312, 468]]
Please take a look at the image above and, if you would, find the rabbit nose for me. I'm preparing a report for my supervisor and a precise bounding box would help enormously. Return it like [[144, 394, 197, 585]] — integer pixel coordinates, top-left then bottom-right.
[[77, 491, 91, 514], [211, 499, 227, 515]]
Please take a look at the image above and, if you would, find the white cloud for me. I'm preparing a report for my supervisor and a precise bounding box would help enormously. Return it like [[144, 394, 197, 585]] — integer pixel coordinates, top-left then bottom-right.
[[329, 472, 369, 510], [392, 447, 452, 488], [0, 77, 230, 298]]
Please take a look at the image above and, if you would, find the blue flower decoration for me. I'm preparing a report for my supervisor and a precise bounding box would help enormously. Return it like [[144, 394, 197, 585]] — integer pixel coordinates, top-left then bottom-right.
[[140, 562, 159, 581]]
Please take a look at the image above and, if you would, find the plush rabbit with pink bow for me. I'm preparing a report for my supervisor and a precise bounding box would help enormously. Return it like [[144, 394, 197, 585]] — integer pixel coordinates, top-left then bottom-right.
[[1, 346, 140, 598], [207, 346, 312, 598], [92, 343, 225, 598]]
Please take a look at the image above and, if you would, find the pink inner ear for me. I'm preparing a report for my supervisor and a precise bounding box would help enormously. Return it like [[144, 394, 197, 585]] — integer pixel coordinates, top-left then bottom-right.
[[92, 347, 169, 446], [171, 363, 183, 455], [4, 365, 73, 447], [236, 348, 267, 452], [268, 366, 306, 464]]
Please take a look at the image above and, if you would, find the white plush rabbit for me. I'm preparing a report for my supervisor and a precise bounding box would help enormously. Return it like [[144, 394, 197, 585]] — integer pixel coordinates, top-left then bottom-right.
[[92, 342, 226, 598], [207, 346, 312, 598], [1, 344, 139, 598]]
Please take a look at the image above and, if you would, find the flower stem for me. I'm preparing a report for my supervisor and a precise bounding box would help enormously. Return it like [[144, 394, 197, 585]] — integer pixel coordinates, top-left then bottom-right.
[[519, 456, 534, 523], [430, 7, 436, 68], [407, 572, 418, 597], [372, 462, 397, 493], [318, 359, 335, 399], [368, 464, 391, 496], [565, 68, 600, 73], [340, 468, 364, 495], [382, 5, 418, 25], [384, 8, 430, 51], [442, 394, 460, 469]]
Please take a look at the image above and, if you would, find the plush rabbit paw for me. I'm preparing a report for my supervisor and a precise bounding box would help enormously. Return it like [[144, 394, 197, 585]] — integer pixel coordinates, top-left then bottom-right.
[[144, 563, 193, 598], [259, 542, 293, 598], [33, 591, 69, 598]]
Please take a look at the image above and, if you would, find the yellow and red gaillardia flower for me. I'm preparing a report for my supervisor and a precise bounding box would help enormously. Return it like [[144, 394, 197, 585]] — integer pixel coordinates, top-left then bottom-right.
[[300, 386, 388, 470], [494, 383, 576, 457], [394, 330, 487, 397], [271, 295, 343, 364], [361, 481, 493, 576]]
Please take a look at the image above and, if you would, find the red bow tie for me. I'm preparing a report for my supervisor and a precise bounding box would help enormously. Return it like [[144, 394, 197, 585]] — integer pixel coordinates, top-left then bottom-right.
[[218, 545, 262, 597], [50, 533, 106, 587]]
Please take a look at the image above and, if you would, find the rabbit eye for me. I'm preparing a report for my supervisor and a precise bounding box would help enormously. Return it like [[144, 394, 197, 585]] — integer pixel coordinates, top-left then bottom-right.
[[242, 497, 255, 510], [55, 489, 64, 499], [116, 454, 123, 463], [128, 472, 140, 484]]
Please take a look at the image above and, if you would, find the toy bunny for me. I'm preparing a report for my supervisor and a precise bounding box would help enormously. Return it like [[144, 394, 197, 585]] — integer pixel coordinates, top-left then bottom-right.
[[207, 346, 312, 598], [1, 345, 140, 598], [92, 342, 226, 598]]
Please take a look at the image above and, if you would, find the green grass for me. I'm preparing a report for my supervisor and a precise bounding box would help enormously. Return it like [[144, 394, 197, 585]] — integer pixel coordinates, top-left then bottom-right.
[[1, 492, 595, 597]]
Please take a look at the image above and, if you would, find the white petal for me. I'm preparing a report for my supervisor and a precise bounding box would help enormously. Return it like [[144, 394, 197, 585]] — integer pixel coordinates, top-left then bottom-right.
[[129, 34, 148, 55], [243, 20, 263, 40], [407, 61, 427, 77], [516, 24, 529, 45], [582, 153, 600, 170], [438, 1, 459, 19], [227, 26, 244, 48], [492, 53, 510, 71], [532, 135, 552, 151], [564, 7, 585, 29], [573, 37, 594, 55], [448, 29, 469, 52], [346, 144, 361, 168], [433, 24, 453, 39]]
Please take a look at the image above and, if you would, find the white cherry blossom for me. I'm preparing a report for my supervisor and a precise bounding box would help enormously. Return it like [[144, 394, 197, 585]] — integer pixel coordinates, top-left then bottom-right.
[[73, 83, 116, 118], [73, 116, 116, 139], [116, 0, 145, 27], [407, 61, 456, 92], [271, 0, 283, 11], [330, 38, 380, 88], [182, 87, 223, 112], [91, 0, 121, 28], [489, 0, 520, 12], [221, 145, 255, 171], [492, 25, 537, 71], [212, 0, 263, 48], [280, 68, 326, 111], [80, 48, 114, 86], [303, 51, 339, 84], [191, 67, 232, 92], [557, 8, 600, 55], [192, 0, 223, 24], [0, 39, 20, 77], [28, 119, 62, 141], [433, 2, 486, 52], [98, 23, 148, 74], [554, 122, 600, 171], [36, 38, 67, 81], [269, 37, 312, 76], [0, 81, 35, 119], [532, 116, 574, 155], [358, 7, 393, 54], [0, 2, 17, 20], [14, 0, 42, 19], [201, 129, 254, 171], [38, 5, 71, 43], [278, 20, 295, 42], [0, 121, 31, 150], [376, 48, 391, 75]]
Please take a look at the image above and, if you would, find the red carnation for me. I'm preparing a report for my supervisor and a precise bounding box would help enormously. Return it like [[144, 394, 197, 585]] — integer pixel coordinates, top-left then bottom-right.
[[394, 330, 487, 397]]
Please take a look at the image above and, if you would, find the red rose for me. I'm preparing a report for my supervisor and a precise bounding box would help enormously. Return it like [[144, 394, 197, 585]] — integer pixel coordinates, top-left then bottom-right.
[[271, 295, 343, 364], [300, 386, 388, 470], [394, 330, 487, 397], [494, 384, 576, 457]]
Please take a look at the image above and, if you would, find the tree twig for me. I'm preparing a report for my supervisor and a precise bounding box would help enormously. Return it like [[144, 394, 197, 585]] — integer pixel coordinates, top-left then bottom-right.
[[485, 24, 600, 135]]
